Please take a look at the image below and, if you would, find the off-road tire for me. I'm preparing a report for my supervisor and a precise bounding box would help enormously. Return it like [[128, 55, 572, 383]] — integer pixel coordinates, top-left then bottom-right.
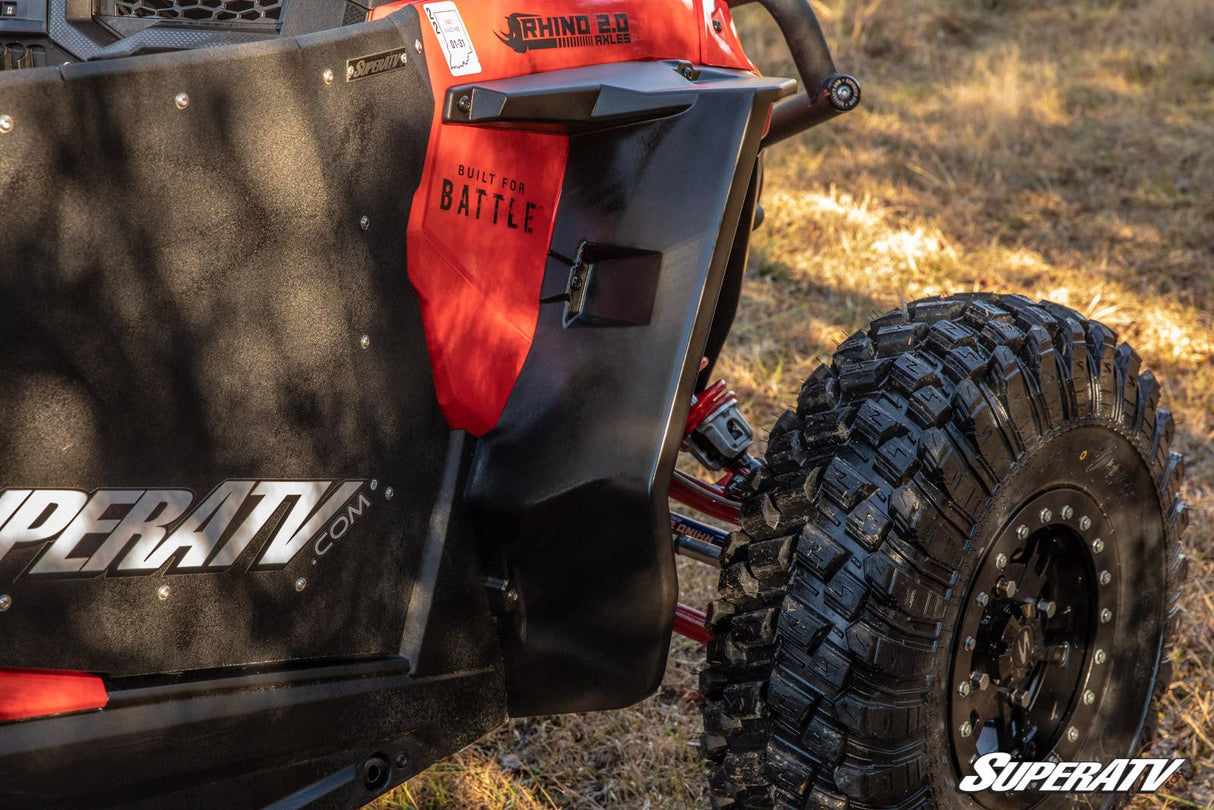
[[700, 293, 1187, 809]]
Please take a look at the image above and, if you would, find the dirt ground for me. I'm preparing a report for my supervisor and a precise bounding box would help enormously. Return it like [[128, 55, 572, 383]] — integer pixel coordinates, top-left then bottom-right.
[[379, 0, 1214, 806]]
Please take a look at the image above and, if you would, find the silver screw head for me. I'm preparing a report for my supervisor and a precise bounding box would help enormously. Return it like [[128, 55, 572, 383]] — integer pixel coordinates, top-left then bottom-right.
[[1061, 505, 1074, 520], [347, 64, 355, 79], [399, 52, 407, 64], [1100, 608, 1113, 624], [964, 636, 976, 652], [174, 92, 189, 110], [414, 39, 423, 53], [1067, 726, 1079, 742], [384, 486, 395, 500], [1039, 508, 1053, 523], [157, 584, 171, 600], [370, 479, 378, 491], [976, 591, 989, 607], [1092, 538, 1105, 553], [960, 721, 973, 738], [359, 334, 371, 349], [294, 577, 307, 592], [0, 114, 12, 134], [1079, 516, 1092, 531], [458, 94, 472, 113], [1083, 690, 1096, 705], [1016, 524, 1029, 541], [0, 594, 10, 611], [1099, 570, 1111, 586], [958, 681, 972, 697], [995, 553, 1008, 570], [359, 215, 370, 231], [1094, 649, 1107, 665], [322, 68, 335, 84]]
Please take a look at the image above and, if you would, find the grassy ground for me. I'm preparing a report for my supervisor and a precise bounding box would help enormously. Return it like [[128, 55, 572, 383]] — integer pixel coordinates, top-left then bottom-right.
[[380, 0, 1214, 806]]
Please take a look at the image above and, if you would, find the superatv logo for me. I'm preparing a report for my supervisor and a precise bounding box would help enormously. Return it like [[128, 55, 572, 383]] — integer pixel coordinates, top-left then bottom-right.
[[346, 48, 408, 81], [497, 11, 631, 53], [961, 753, 1185, 794], [0, 481, 369, 577]]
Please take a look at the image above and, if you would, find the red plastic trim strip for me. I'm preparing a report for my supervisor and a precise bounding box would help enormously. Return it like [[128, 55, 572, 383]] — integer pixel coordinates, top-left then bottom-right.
[[0, 668, 107, 723]]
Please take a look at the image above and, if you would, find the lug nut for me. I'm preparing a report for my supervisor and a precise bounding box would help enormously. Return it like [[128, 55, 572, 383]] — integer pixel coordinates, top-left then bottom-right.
[[1067, 726, 1080, 742], [976, 591, 989, 607], [1021, 600, 1037, 619], [971, 671, 990, 691], [1100, 608, 1113, 624], [958, 681, 972, 697], [964, 636, 976, 652], [1079, 516, 1092, 531], [1092, 538, 1105, 553], [960, 721, 973, 738], [1083, 690, 1096, 705], [1036, 599, 1056, 619], [1094, 649, 1107, 665], [1061, 505, 1074, 520], [1039, 508, 1053, 523], [995, 553, 1008, 570], [1099, 570, 1111, 586], [1046, 642, 1071, 666], [1016, 524, 1029, 540], [994, 578, 1017, 599], [1004, 687, 1031, 708]]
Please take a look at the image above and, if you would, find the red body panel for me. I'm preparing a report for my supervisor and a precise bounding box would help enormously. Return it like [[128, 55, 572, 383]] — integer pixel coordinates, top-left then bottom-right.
[[372, 0, 754, 434]]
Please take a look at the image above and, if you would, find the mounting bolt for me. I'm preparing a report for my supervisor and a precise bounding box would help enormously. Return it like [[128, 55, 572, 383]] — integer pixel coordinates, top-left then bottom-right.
[[295, 577, 307, 592], [1039, 508, 1053, 523], [995, 553, 1008, 570], [157, 585, 171, 601], [1083, 689, 1096, 705], [370, 479, 378, 491], [976, 591, 989, 607], [1079, 516, 1092, 531], [958, 681, 972, 697], [1016, 524, 1029, 541], [458, 94, 472, 113], [1008, 687, 1031, 708], [1092, 538, 1105, 553], [569, 273, 584, 290], [964, 636, 976, 652], [1036, 599, 1056, 618], [395, 751, 409, 769], [384, 486, 395, 500], [1094, 649, 1107, 665], [322, 68, 335, 84], [960, 721, 973, 738], [712, 18, 723, 31], [414, 39, 423, 53], [174, 92, 190, 110], [359, 334, 371, 349], [0, 594, 10, 611], [347, 64, 355, 79], [1067, 726, 1079, 743], [0, 114, 12, 134], [971, 671, 990, 691], [1099, 570, 1111, 586], [399, 52, 408, 64], [1100, 608, 1113, 624], [1061, 505, 1074, 520], [994, 578, 1017, 599], [360, 215, 370, 231], [682, 66, 695, 80]]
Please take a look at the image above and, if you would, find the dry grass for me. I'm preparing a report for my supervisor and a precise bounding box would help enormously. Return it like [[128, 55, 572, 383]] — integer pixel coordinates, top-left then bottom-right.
[[382, 0, 1214, 806]]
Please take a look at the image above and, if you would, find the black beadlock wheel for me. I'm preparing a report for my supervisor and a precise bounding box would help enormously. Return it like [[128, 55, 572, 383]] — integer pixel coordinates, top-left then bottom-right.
[[700, 293, 1187, 810]]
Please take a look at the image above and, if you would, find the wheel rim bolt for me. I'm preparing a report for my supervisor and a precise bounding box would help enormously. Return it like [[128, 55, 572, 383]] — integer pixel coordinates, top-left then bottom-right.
[[994, 578, 1017, 599], [1004, 687, 1031, 708], [995, 553, 1008, 570], [976, 592, 989, 607], [964, 636, 976, 652], [1092, 538, 1105, 553], [1061, 505, 1074, 520], [1083, 690, 1096, 705], [1039, 508, 1053, 523], [1095, 649, 1107, 665], [1016, 524, 1029, 541], [960, 721, 973, 738], [1037, 599, 1056, 618], [1100, 608, 1113, 624], [1067, 727, 1079, 742], [1079, 516, 1092, 531], [1099, 570, 1111, 586], [971, 671, 990, 691], [958, 681, 972, 697]]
